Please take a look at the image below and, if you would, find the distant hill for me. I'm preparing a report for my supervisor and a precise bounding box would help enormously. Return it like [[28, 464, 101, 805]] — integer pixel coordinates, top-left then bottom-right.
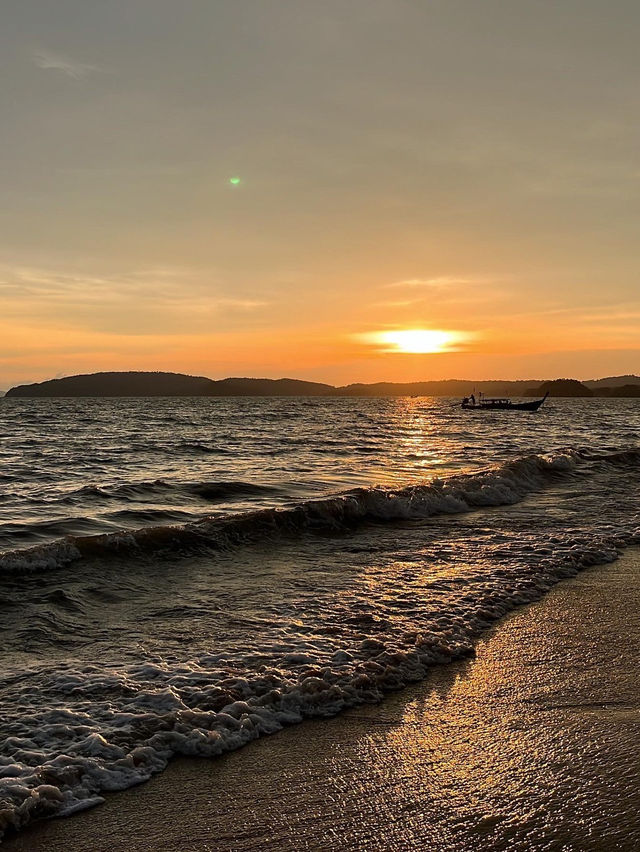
[[526, 377, 640, 398], [526, 379, 593, 397], [5, 371, 640, 399], [208, 377, 334, 396], [4, 372, 335, 398], [6, 372, 216, 398], [584, 375, 640, 389], [5, 372, 542, 399]]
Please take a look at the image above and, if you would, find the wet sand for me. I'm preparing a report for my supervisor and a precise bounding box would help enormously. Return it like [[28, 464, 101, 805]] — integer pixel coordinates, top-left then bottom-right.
[[5, 550, 640, 851]]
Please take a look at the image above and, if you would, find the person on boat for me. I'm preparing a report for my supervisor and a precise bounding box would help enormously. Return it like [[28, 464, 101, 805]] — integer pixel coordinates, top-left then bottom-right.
[[470, 393, 476, 406]]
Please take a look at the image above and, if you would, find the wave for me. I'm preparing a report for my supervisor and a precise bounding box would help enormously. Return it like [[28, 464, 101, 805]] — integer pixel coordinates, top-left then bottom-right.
[[177, 441, 230, 455], [56, 478, 280, 507], [0, 447, 621, 576]]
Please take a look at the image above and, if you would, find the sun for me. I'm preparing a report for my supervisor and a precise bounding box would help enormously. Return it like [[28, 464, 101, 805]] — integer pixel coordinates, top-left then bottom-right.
[[377, 329, 458, 354]]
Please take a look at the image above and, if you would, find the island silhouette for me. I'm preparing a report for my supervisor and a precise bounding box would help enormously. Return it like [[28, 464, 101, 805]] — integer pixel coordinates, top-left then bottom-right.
[[5, 371, 640, 398]]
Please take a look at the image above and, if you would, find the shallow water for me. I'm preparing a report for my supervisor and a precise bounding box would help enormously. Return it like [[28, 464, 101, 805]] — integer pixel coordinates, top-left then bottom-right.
[[1, 397, 639, 838], [13, 552, 634, 852]]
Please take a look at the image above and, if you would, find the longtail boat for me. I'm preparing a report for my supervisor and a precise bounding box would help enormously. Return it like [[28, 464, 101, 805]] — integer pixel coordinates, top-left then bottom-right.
[[461, 392, 548, 412]]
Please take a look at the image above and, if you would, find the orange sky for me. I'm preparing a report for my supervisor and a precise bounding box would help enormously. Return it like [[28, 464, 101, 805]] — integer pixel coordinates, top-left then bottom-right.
[[2, 1, 639, 387]]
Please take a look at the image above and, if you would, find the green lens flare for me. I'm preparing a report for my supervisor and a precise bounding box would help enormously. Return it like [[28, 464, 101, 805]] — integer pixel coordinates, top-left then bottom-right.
[[229, 176, 241, 185]]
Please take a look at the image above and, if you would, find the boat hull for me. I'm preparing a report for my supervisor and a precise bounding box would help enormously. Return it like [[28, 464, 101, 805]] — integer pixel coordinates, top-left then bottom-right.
[[461, 394, 548, 412]]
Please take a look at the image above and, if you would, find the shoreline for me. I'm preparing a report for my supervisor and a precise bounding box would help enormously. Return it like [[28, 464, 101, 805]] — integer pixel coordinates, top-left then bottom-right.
[[5, 550, 640, 851]]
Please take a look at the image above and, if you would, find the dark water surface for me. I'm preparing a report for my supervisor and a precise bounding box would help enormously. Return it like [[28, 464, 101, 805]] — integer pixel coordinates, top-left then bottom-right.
[[1, 397, 639, 839], [2, 396, 638, 553]]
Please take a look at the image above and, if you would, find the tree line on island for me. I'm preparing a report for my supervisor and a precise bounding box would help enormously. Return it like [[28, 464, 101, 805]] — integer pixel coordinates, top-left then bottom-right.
[[4, 371, 640, 398]]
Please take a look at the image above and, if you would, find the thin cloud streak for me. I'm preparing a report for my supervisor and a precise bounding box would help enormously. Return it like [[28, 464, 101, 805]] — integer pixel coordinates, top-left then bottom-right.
[[32, 49, 103, 79], [385, 275, 512, 289], [0, 264, 268, 320]]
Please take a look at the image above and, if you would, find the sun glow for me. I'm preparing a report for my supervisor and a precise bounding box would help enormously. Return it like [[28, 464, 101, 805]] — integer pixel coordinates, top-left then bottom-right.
[[367, 329, 466, 354]]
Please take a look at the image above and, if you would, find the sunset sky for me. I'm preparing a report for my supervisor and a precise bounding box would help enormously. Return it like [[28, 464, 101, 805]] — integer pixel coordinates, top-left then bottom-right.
[[2, 0, 639, 387]]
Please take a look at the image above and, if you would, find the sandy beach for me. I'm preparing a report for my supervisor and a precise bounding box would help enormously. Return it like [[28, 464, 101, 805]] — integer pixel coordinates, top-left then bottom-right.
[[4, 548, 640, 851]]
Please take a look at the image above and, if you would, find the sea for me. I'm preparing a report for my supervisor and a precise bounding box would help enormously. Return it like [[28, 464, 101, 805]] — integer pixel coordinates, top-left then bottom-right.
[[1, 395, 639, 839]]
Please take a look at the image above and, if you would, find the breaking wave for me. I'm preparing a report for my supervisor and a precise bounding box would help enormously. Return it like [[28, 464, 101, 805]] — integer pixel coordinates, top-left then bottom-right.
[[0, 449, 583, 575]]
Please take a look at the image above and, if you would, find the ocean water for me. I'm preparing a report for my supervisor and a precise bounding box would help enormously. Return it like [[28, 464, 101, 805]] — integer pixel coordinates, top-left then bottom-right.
[[1, 396, 640, 839]]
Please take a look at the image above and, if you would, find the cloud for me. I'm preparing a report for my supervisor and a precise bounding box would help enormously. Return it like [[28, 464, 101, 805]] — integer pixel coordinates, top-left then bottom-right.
[[375, 298, 424, 308], [374, 275, 512, 311], [0, 264, 269, 333], [385, 275, 510, 289], [214, 298, 267, 310], [32, 49, 102, 79], [0, 264, 258, 303]]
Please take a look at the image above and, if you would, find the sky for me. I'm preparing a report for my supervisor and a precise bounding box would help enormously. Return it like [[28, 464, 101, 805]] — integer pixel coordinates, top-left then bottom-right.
[[1, 0, 639, 387]]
